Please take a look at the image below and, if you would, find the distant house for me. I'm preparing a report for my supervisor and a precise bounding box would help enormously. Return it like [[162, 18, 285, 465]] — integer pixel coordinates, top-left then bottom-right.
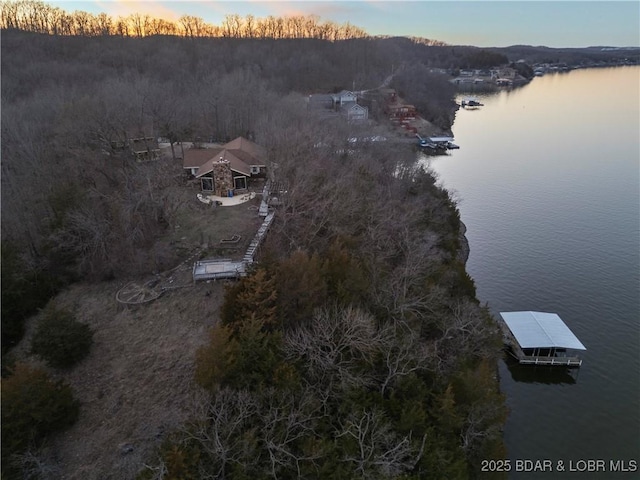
[[345, 103, 369, 122], [496, 67, 517, 80], [308, 90, 369, 122], [331, 90, 358, 107], [332, 91, 369, 122], [183, 137, 267, 195], [387, 104, 416, 119]]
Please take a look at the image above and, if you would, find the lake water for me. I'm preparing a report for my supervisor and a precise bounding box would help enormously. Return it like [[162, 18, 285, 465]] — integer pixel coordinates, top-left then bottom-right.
[[428, 67, 640, 479]]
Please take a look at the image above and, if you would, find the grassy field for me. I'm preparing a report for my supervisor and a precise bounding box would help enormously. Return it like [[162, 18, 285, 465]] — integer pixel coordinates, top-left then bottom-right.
[[9, 183, 267, 479]]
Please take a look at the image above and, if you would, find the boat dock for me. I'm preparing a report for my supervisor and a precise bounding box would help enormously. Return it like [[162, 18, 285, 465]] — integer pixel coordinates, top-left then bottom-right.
[[499, 311, 586, 367], [416, 134, 459, 151], [461, 97, 484, 108]]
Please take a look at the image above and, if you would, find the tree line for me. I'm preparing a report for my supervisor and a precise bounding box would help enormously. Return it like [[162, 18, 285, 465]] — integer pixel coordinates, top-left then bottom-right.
[[0, 0, 368, 40]]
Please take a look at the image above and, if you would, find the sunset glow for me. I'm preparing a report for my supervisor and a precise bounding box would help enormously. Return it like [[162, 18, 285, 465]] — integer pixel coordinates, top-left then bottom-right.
[[45, 1, 640, 47]]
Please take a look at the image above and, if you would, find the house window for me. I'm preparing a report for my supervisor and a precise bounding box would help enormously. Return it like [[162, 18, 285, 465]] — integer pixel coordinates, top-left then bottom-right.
[[251, 166, 261, 175], [233, 176, 247, 190], [201, 177, 214, 191]]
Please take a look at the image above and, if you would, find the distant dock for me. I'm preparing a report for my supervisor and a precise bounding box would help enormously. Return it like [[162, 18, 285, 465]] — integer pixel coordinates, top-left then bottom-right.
[[416, 134, 459, 152]]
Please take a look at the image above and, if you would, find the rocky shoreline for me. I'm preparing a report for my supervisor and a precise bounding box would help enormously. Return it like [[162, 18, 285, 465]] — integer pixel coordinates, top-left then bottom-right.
[[457, 220, 470, 265]]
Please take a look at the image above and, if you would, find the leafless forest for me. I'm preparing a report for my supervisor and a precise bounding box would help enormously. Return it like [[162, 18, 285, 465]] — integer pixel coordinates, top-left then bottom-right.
[[0, 4, 524, 479]]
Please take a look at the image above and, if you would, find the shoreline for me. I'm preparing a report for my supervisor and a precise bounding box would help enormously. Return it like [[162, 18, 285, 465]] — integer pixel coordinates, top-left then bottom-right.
[[457, 220, 470, 266]]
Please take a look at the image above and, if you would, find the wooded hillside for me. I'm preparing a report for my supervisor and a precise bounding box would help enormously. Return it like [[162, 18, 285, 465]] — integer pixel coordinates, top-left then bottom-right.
[[2, 14, 507, 479]]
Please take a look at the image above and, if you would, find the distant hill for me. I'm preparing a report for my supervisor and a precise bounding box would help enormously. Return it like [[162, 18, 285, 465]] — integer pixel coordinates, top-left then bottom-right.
[[487, 44, 639, 66]]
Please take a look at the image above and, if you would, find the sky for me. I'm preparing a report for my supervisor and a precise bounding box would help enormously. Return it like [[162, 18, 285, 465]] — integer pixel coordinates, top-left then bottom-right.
[[46, 1, 640, 48]]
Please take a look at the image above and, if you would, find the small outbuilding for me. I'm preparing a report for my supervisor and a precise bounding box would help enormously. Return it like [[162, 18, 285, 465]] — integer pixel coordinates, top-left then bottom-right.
[[500, 311, 586, 367]]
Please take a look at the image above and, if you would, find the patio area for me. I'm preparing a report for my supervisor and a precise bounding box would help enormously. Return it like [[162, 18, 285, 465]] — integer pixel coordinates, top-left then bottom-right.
[[196, 191, 257, 207]]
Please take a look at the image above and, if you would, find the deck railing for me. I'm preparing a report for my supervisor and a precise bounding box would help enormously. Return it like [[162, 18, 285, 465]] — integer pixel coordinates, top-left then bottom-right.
[[519, 356, 582, 367]]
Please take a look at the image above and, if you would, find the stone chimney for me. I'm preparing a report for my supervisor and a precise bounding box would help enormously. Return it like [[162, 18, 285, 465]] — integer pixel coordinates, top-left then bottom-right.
[[212, 157, 233, 197]]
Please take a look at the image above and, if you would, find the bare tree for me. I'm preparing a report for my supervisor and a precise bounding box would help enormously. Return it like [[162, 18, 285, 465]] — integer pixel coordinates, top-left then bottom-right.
[[336, 409, 426, 478], [435, 298, 500, 371], [285, 306, 382, 393], [9, 446, 61, 480], [94, 12, 112, 35], [179, 15, 206, 38], [378, 323, 433, 396], [261, 388, 325, 477], [186, 388, 260, 478]]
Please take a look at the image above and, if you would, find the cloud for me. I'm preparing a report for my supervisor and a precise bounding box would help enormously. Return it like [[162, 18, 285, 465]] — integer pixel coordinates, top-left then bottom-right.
[[95, 1, 181, 20], [226, 1, 357, 19]]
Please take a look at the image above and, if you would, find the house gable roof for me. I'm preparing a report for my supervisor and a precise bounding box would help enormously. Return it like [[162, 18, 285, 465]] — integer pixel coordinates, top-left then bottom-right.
[[195, 149, 251, 178], [223, 137, 267, 166], [183, 147, 223, 169], [347, 104, 367, 112], [183, 137, 265, 176]]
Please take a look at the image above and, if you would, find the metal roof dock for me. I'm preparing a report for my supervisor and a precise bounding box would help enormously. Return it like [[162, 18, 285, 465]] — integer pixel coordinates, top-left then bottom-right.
[[499, 311, 586, 367]]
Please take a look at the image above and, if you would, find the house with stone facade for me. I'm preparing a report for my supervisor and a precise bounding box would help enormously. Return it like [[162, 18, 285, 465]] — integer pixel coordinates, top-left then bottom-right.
[[183, 137, 267, 196]]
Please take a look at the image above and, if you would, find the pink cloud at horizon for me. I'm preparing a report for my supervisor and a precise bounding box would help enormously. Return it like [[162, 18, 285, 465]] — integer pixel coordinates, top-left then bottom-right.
[[91, 1, 359, 24], [94, 1, 181, 20]]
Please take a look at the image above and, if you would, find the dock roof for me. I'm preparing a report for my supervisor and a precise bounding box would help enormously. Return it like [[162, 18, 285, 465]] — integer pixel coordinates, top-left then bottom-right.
[[500, 311, 586, 350]]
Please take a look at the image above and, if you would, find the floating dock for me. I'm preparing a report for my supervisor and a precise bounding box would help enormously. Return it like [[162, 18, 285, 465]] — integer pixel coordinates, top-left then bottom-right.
[[499, 311, 586, 367]]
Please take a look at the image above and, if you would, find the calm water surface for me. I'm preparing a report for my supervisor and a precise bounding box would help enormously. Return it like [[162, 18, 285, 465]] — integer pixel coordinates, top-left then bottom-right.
[[429, 67, 640, 479]]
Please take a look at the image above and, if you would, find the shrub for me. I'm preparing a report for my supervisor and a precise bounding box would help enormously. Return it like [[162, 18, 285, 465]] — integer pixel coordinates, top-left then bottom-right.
[[31, 306, 93, 369], [1, 242, 64, 354], [1, 364, 79, 474]]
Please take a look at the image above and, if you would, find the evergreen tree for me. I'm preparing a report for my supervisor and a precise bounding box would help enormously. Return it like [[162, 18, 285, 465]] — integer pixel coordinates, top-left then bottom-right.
[[1, 364, 80, 475], [31, 306, 93, 369]]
